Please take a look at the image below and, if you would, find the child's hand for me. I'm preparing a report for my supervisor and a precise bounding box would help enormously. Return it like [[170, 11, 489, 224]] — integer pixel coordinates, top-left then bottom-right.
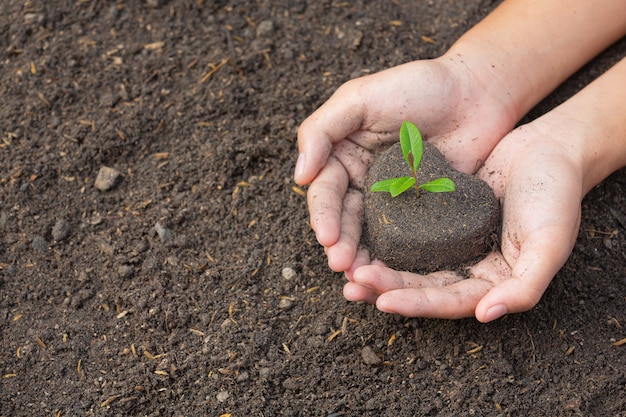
[[343, 54, 626, 322], [295, 58, 516, 275], [344, 123, 583, 322], [295, 0, 626, 321], [343, 52, 626, 322]]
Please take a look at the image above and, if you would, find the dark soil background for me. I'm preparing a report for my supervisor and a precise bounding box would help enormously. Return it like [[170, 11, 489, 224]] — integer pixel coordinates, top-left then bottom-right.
[[1, 1, 625, 416]]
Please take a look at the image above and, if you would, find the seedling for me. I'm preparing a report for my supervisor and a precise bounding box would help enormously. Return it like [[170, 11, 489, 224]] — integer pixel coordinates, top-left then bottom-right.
[[371, 121, 455, 197]]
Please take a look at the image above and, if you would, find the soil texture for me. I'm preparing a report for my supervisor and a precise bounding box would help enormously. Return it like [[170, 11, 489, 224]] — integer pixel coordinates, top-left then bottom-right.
[[1, 1, 625, 416], [364, 141, 499, 273]]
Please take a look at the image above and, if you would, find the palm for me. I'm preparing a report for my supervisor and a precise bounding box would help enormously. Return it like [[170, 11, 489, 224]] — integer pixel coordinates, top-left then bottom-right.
[[297, 59, 516, 273], [345, 125, 583, 321]]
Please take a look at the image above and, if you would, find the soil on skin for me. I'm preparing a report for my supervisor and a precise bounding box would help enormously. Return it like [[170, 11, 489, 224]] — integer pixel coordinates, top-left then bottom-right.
[[1, 1, 625, 416], [364, 142, 499, 273]]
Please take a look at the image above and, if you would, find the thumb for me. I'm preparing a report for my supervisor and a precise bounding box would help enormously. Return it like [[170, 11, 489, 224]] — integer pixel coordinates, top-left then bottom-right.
[[475, 226, 576, 323], [295, 84, 366, 185]]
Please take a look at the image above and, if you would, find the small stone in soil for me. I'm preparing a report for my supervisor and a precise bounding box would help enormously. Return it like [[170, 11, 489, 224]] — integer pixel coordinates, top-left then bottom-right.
[[52, 219, 71, 241], [256, 20, 274, 38], [94, 166, 122, 191], [32, 235, 48, 252], [282, 377, 300, 391], [361, 345, 382, 365], [117, 265, 133, 279], [216, 391, 229, 402], [278, 298, 294, 310], [154, 222, 173, 243], [281, 267, 296, 280]]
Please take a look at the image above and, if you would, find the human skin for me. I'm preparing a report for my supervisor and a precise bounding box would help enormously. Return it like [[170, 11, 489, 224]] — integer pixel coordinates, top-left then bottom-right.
[[348, 57, 626, 320], [294, 0, 626, 321]]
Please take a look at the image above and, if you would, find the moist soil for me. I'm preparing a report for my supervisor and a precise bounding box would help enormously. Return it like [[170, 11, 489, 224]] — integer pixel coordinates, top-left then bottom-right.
[[363, 142, 499, 273], [1, 1, 625, 416]]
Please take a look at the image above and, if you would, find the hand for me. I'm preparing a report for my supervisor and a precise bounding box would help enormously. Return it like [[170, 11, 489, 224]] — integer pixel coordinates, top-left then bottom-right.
[[295, 58, 516, 275], [344, 121, 584, 322]]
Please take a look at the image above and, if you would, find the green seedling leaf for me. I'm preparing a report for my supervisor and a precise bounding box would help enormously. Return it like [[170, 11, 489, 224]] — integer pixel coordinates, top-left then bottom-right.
[[389, 176, 416, 197], [370, 178, 397, 193], [370, 121, 455, 198], [419, 178, 456, 193], [371, 176, 415, 197], [399, 121, 423, 173]]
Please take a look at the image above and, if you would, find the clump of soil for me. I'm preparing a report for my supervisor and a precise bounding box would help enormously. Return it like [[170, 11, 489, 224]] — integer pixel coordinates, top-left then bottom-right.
[[363, 142, 499, 272]]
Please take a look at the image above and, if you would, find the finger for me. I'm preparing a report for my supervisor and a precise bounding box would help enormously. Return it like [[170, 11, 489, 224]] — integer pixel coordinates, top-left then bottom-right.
[[344, 247, 371, 282], [326, 188, 364, 272], [352, 264, 464, 293], [343, 248, 380, 304], [466, 251, 514, 281], [295, 85, 365, 185], [343, 281, 379, 305], [332, 139, 374, 189], [475, 154, 582, 322], [475, 225, 577, 322], [375, 279, 495, 319], [351, 264, 493, 319], [307, 156, 349, 247]]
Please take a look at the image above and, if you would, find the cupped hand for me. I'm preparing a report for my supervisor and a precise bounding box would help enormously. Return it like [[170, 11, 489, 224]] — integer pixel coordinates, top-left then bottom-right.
[[344, 121, 584, 322], [295, 57, 516, 274]]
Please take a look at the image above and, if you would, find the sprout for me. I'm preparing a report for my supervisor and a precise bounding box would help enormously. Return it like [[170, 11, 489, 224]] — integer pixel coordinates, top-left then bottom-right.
[[371, 121, 455, 197]]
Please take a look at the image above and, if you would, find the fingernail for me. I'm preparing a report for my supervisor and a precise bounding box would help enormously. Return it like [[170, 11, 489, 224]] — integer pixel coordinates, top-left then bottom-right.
[[484, 304, 507, 322], [294, 153, 305, 182]]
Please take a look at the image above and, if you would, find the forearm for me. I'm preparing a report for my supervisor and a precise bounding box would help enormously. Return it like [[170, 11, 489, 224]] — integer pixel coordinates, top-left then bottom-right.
[[445, 0, 626, 124], [548, 56, 626, 194]]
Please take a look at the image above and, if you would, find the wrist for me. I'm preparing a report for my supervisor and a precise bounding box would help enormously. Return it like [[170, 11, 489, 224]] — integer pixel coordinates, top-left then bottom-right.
[[573, 112, 626, 195], [554, 59, 626, 194], [528, 87, 626, 196], [437, 50, 519, 129], [443, 0, 626, 127]]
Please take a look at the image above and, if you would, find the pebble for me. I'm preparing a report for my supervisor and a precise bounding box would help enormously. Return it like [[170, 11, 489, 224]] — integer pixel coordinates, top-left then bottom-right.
[[306, 336, 324, 349], [132, 239, 150, 253], [154, 222, 173, 243], [216, 391, 229, 402], [32, 235, 48, 252], [282, 377, 300, 391], [23, 12, 45, 25], [0, 211, 8, 230], [87, 215, 103, 225], [278, 298, 294, 310], [99, 93, 120, 108], [365, 398, 377, 410], [117, 265, 133, 279], [281, 267, 296, 280], [94, 166, 122, 191], [253, 332, 268, 347], [258, 367, 271, 380], [361, 346, 382, 365], [51, 219, 71, 241], [145, 0, 164, 8], [256, 20, 274, 38]]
